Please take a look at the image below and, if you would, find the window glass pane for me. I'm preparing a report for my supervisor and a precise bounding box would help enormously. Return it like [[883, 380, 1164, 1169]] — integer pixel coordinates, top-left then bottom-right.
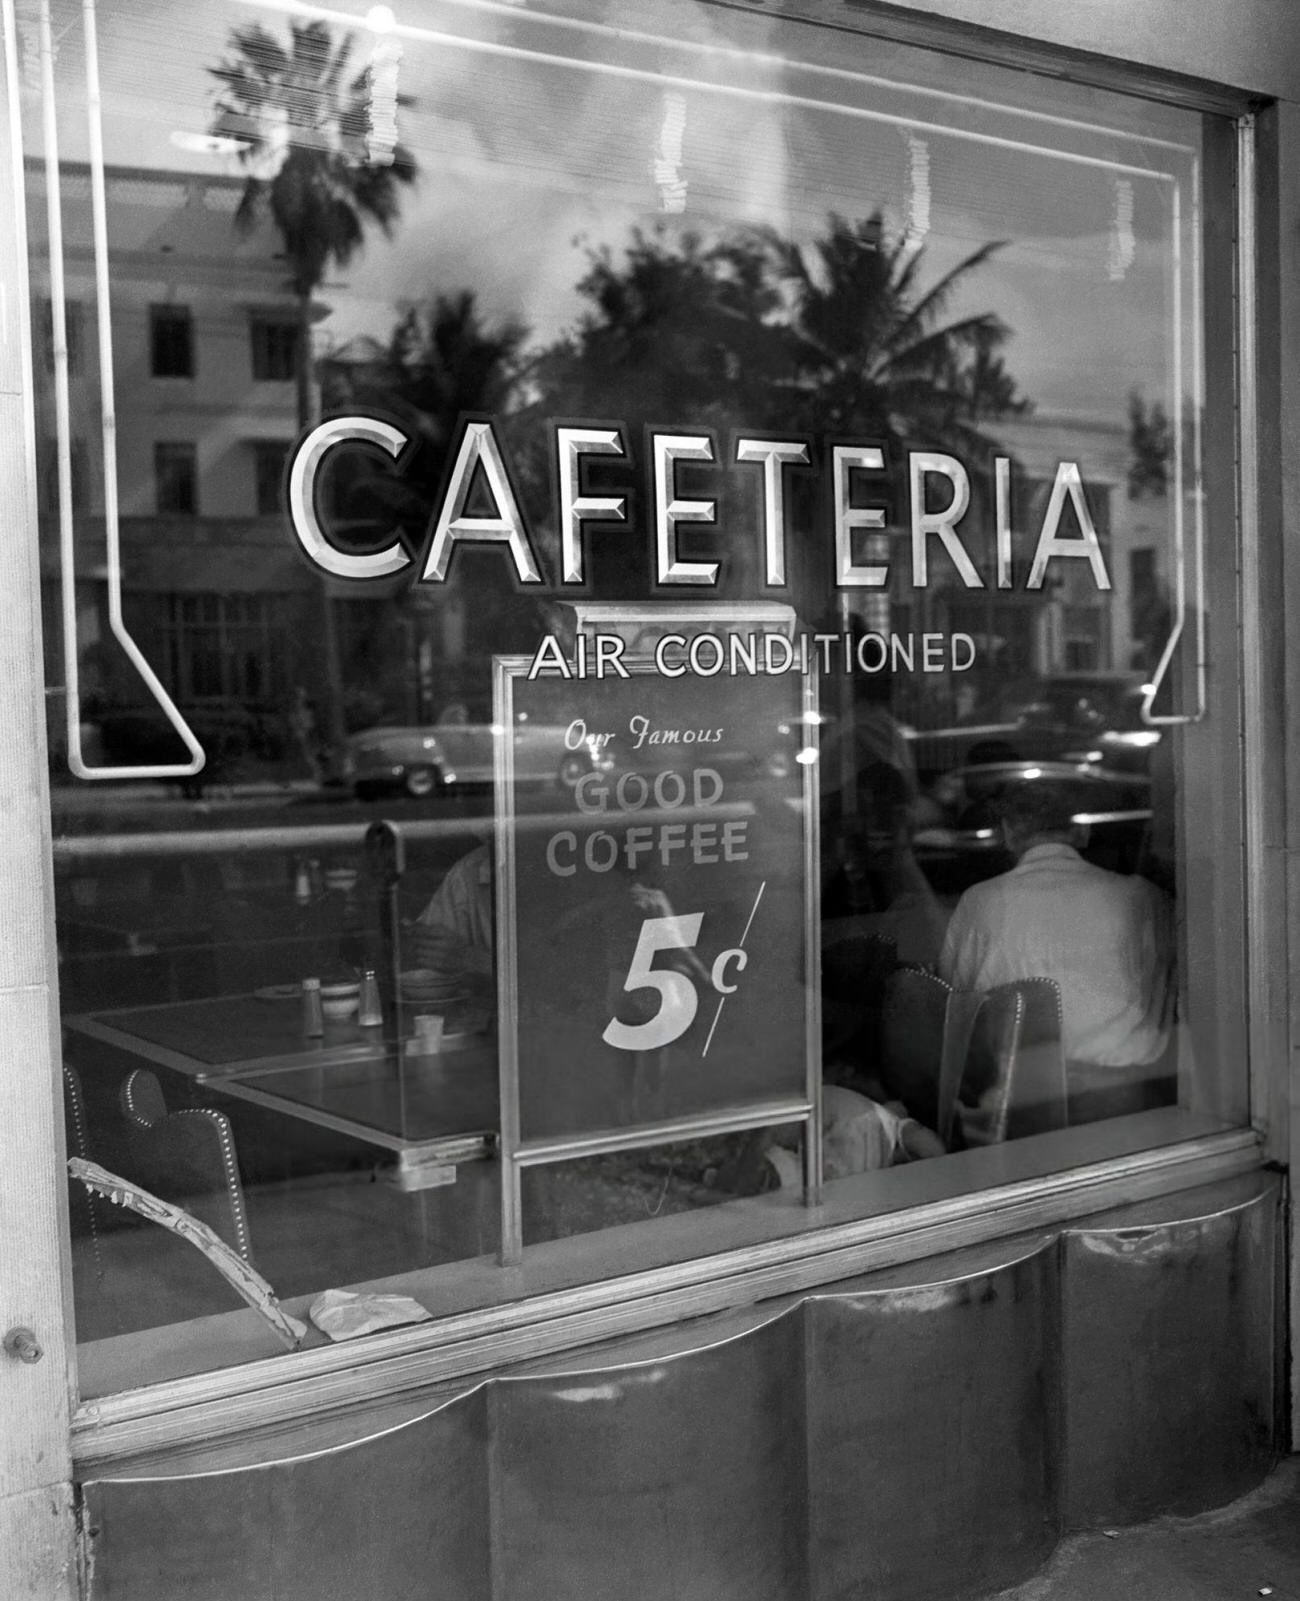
[[25, 0, 1245, 1390], [153, 440, 196, 514], [149, 303, 193, 378], [250, 317, 299, 382], [251, 439, 291, 516]]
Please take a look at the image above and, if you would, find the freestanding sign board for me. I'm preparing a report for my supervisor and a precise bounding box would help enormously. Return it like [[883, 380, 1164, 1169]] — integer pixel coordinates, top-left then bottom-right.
[[494, 608, 821, 1261]]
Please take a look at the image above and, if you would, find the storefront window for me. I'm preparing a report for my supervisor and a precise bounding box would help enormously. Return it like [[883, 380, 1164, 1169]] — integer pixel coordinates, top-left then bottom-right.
[[25, 0, 1246, 1390]]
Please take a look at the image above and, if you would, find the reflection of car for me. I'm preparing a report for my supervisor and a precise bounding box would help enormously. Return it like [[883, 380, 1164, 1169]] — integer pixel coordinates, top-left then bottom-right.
[[909, 673, 1162, 782], [341, 703, 603, 799], [912, 759, 1153, 895]]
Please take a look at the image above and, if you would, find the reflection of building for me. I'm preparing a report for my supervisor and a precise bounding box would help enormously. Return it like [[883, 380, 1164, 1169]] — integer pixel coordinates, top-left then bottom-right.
[[28, 161, 323, 765], [896, 410, 1179, 704], [994, 414, 1127, 677], [853, 410, 1169, 720]]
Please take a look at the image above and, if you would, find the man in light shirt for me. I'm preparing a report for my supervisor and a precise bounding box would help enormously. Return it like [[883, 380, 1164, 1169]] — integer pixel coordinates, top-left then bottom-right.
[[939, 782, 1175, 1121]]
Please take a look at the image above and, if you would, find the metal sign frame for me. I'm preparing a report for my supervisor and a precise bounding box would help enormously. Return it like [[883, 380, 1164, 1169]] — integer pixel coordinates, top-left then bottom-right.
[[494, 618, 821, 1265]]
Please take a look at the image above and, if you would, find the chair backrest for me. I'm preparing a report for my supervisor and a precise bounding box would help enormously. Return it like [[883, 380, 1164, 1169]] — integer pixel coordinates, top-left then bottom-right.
[[119, 1068, 253, 1262], [880, 966, 952, 1132], [63, 1062, 104, 1272], [957, 977, 1068, 1147], [822, 933, 897, 1069]]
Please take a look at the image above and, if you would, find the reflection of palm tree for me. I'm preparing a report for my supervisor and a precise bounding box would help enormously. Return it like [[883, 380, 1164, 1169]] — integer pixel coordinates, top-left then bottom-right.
[[760, 212, 1027, 635], [210, 20, 417, 427], [209, 19, 417, 743], [320, 292, 533, 718], [324, 292, 526, 523], [528, 213, 1027, 604], [761, 211, 1027, 452]]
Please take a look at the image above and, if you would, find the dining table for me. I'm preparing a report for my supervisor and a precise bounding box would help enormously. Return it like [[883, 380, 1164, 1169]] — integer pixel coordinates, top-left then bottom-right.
[[66, 990, 499, 1191]]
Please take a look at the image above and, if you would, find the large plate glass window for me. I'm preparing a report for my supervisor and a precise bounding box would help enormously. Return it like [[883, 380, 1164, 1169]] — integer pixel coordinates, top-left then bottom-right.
[[22, 0, 1244, 1394]]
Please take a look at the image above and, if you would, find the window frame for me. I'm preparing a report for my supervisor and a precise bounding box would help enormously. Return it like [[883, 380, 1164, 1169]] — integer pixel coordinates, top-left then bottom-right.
[[249, 314, 299, 383], [31, 10, 1275, 1473], [158, 590, 284, 705]]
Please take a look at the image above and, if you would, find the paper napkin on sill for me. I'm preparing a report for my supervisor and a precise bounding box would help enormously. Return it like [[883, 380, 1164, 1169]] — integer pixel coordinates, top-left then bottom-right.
[[308, 1288, 433, 1342]]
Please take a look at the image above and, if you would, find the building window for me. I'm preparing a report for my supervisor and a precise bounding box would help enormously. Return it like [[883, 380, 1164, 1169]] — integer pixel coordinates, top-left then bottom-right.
[[154, 441, 197, 514], [250, 315, 300, 381], [160, 591, 284, 704], [251, 439, 291, 515], [38, 297, 84, 375], [1062, 605, 1104, 671], [149, 303, 194, 378]]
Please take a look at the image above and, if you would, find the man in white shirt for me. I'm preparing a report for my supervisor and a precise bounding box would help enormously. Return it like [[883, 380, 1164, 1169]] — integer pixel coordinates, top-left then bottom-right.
[[939, 782, 1174, 1119]]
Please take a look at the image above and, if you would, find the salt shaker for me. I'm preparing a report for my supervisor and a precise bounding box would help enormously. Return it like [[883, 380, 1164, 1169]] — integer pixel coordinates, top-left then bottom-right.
[[302, 976, 324, 1037], [358, 968, 383, 1028]]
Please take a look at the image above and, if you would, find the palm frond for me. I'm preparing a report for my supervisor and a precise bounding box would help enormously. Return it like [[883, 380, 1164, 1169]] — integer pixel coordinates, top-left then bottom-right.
[[888, 240, 1007, 349], [207, 19, 417, 298]]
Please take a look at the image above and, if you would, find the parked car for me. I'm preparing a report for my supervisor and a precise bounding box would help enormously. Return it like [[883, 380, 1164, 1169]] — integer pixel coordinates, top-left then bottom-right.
[[341, 702, 606, 799], [907, 673, 1162, 783], [911, 758, 1154, 894]]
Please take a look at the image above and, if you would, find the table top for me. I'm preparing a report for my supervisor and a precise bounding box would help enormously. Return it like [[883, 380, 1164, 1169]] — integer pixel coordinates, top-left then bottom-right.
[[215, 1048, 497, 1158], [66, 993, 498, 1160]]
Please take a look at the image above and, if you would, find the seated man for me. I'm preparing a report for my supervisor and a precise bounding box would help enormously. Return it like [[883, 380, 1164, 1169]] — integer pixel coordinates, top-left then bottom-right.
[[408, 842, 494, 998], [939, 783, 1174, 1122], [408, 841, 708, 1012]]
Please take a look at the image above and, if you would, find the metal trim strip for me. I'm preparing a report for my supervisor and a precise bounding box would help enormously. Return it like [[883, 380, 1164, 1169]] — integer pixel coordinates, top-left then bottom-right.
[[70, 1128, 1260, 1469]]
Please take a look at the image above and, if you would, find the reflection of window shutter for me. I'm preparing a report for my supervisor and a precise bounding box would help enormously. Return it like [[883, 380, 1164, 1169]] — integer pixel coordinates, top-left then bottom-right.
[[249, 317, 299, 381], [251, 440, 292, 514], [158, 592, 286, 704], [150, 305, 194, 378], [155, 442, 198, 514]]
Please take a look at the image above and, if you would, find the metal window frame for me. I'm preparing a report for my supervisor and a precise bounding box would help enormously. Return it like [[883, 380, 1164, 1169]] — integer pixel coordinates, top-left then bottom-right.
[[8, 0, 1269, 1471]]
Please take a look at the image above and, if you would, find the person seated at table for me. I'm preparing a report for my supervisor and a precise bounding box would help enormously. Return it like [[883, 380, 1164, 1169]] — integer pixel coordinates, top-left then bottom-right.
[[408, 843, 494, 998], [938, 782, 1175, 1122], [409, 841, 708, 1015]]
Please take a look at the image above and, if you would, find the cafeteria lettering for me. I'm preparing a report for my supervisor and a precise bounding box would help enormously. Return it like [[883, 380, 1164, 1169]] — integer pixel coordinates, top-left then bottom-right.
[[288, 415, 1111, 594]]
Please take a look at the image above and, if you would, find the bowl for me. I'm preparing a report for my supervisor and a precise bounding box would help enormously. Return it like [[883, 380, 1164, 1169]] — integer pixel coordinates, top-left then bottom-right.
[[320, 980, 360, 1021]]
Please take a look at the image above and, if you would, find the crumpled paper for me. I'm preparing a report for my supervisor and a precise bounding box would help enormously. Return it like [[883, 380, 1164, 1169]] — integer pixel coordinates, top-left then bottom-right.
[[308, 1287, 433, 1342]]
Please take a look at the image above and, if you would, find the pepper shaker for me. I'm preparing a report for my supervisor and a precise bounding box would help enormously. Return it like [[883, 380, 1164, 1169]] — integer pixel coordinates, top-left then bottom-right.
[[358, 968, 383, 1028]]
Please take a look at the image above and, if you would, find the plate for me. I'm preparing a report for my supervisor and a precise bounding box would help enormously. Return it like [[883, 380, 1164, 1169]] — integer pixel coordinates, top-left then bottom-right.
[[255, 984, 301, 1002], [399, 969, 465, 1003], [403, 988, 469, 1008]]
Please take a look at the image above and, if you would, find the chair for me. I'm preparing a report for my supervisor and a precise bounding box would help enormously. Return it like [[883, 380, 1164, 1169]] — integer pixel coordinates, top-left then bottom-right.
[[880, 967, 952, 1132], [63, 1063, 105, 1277], [881, 971, 1068, 1149], [953, 978, 1068, 1147], [822, 932, 896, 1071], [119, 1068, 253, 1263]]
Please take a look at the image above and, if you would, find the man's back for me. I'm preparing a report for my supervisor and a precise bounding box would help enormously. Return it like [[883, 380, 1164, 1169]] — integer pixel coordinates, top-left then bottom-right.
[[939, 842, 1171, 1069]]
